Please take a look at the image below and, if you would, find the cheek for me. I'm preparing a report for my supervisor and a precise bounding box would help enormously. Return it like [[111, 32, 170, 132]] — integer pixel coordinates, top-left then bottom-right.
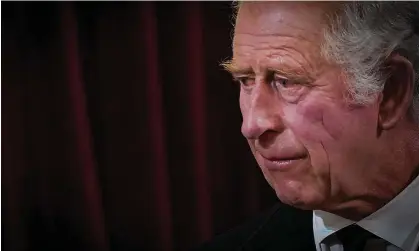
[[283, 99, 342, 143], [288, 97, 378, 145], [283, 96, 379, 171], [301, 102, 346, 140]]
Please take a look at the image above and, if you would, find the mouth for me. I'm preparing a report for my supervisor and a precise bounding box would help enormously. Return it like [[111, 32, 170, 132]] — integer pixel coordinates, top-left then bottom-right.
[[259, 154, 307, 172]]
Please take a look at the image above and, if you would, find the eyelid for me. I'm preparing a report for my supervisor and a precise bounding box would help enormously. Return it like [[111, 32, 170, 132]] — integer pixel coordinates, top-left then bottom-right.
[[272, 73, 289, 80], [232, 74, 255, 83], [273, 72, 311, 86]]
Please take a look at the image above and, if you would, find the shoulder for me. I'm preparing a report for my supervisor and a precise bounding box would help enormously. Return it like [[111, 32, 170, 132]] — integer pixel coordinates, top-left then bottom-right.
[[192, 202, 315, 251]]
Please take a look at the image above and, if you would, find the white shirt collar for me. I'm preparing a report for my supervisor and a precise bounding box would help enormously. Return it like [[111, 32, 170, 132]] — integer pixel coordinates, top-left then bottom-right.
[[313, 174, 419, 251]]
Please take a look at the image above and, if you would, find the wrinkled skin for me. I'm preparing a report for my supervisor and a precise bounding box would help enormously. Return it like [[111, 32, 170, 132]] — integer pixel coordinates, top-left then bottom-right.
[[226, 2, 419, 220]]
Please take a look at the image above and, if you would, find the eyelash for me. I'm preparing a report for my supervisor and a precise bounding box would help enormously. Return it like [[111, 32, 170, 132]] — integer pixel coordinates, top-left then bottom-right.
[[233, 75, 292, 89], [272, 75, 290, 88], [233, 76, 253, 87]]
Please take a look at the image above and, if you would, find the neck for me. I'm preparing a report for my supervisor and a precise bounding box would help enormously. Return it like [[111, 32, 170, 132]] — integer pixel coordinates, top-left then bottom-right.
[[330, 127, 419, 221]]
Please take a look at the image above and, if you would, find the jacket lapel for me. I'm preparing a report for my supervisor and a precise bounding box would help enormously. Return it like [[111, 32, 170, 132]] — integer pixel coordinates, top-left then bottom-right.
[[239, 203, 316, 251]]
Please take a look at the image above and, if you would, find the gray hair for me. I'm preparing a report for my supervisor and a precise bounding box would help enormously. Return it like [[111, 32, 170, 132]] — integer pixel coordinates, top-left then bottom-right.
[[321, 2, 419, 122], [232, 2, 419, 122]]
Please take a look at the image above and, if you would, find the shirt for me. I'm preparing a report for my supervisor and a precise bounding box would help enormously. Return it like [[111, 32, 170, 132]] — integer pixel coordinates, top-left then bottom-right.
[[313, 175, 419, 251]]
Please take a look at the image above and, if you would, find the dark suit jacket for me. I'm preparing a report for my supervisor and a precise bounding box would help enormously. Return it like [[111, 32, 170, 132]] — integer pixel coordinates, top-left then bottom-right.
[[193, 202, 316, 251]]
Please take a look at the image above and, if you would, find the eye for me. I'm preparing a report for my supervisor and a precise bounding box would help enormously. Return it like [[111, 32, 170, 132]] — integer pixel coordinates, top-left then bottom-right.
[[233, 76, 256, 89], [271, 75, 298, 89]]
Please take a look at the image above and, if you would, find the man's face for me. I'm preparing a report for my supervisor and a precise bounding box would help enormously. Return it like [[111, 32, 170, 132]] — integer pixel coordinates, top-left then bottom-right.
[[230, 2, 384, 211]]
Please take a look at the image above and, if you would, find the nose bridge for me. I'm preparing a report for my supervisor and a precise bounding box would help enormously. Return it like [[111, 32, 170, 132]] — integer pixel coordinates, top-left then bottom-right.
[[242, 83, 282, 139]]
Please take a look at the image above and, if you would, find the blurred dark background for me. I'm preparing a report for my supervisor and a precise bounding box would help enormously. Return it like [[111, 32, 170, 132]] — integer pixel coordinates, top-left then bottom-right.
[[2, 2, 277, 251]]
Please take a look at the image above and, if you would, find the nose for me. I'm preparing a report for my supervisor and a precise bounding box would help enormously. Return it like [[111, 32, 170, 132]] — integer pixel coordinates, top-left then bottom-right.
[[241, 83, 285, 140]]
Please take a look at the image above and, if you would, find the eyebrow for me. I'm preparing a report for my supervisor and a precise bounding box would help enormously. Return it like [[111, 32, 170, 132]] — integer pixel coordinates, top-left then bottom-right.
[[220, 60, 253, 76], [220, 59, 313, 83]]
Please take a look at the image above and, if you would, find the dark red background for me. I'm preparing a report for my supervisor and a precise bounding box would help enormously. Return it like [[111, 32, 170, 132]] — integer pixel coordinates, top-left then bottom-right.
[[2, 2, 277, 251]]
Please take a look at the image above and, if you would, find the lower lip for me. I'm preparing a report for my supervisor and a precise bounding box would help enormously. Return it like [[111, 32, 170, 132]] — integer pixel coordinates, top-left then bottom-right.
[[261, 157, 306, 171]]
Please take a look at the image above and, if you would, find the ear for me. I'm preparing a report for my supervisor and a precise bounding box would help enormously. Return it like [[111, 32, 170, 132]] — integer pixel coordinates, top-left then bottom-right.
[[378, 53, 415, 130]]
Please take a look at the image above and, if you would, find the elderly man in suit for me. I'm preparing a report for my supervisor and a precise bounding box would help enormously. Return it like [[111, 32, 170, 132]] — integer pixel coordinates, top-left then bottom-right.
[[195, 2, 419, 251]]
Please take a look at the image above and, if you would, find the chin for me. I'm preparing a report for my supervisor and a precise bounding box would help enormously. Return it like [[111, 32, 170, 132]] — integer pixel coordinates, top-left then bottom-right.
[[273, 183, 325, 210]]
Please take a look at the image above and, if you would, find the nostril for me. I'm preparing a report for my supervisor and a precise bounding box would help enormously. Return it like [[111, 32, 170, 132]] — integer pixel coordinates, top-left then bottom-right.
[[258, 130, 278, 148]]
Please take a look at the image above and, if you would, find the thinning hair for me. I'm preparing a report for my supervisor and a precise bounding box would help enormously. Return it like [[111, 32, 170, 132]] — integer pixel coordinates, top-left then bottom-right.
[[322, 3, 419, 122], [231, 2, 419, 122]]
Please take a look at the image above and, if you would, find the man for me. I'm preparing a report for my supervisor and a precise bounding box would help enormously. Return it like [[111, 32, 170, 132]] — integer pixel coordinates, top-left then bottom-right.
[[195, 2, 419, 251]]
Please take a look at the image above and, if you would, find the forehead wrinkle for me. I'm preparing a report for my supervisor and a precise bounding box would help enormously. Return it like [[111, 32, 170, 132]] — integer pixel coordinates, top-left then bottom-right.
[[233, 43, 318, 79], [234, 32, 319, 45], [269, 47, 318, 77], [233, 33, 320, 65]]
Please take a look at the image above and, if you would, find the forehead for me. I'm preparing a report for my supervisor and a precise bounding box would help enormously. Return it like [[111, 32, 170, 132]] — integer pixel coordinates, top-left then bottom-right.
[[231, 2, 334, 73], [235, 2, 329, 36]]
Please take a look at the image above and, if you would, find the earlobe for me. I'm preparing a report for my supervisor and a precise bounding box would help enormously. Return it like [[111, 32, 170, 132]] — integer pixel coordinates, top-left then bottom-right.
[[378, 54, 415, 130]]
